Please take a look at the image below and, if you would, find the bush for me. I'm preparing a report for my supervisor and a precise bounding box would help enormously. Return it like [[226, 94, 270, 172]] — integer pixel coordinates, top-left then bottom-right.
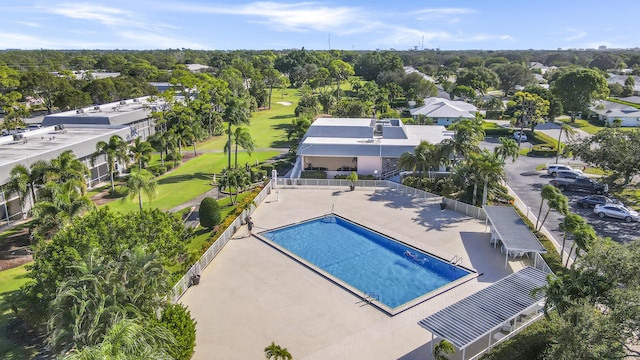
[[273, 160, 294, 175], [529, 144, 557, 157], [148, 165, 167, 176], [109, 185, 129, 198], [165, 162, 175, 171], [334, 174, 375, 180], [250, 168, 267, 182], [199, 197, 221, 229], [158, 303, 196, 360], [484, 128, 513, 137], [166, 152, 183, 161], [301, 170, 327, 179], [480, 319, 552, 360], [260, 163, 274, 174]]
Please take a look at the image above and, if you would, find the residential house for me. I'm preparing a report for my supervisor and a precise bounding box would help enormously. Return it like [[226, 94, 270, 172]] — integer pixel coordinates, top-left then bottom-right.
[[410, 98, 478, 126]]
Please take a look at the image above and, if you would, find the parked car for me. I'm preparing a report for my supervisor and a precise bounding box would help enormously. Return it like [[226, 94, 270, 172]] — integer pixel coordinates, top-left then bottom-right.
[[594, 204, 639, 222], [550, 176, 608, 195], [555, 170, 584, 179], [513, 131, 527, 142], [547, 164, 583, 176], [576, 195, 621, 209]]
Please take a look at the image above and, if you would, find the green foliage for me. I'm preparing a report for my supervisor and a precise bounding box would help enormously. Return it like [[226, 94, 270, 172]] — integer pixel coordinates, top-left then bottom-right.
[[529, 144, 557, 157], [148, 164, 168, 176], [109, 185, 129, 198], [300, 170, 327, 179], [15, 208, 189, 329], [480, 319, 553, 360], [334, 174, 374, 180], [199, 197, 221, 229], [158, 303, 196, 360]]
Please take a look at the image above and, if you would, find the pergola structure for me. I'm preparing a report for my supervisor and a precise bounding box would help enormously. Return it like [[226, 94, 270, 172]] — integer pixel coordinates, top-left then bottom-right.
[[483, 206, 546, 268], [417, 267, 548, 359]]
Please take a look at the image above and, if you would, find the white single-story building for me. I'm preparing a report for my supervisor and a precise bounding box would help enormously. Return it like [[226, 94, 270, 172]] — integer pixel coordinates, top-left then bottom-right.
[[600, 108, 640, 127], [293, 118, 453, 178], [410, 98, 478, 126]]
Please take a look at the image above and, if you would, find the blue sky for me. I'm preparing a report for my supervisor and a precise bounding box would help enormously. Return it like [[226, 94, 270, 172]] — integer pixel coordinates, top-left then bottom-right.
[[0, 0, 638, 51]]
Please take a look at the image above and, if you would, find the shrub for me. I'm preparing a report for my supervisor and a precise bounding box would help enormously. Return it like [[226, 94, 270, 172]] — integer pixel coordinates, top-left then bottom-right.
[[529, 144, 557, 157], [148, 165, 167, 176], [199, 197, 221, 229], [109, 185, 129, 198], [166, 152, 183, 161], [260, 163, 274, 173], [273, 160, 294, 175], [158, 303, 196, 360], [165, 163, 175, 171], [301, 170, 327, 179], [484, 128, 513, 137], [334, 174, 375, 180], [250, 168, 267, 182]]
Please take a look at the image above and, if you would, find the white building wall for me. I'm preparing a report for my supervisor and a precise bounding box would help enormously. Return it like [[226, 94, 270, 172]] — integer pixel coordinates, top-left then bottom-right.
[[357, 156, 381, 176], [606, 116, 640, 127]]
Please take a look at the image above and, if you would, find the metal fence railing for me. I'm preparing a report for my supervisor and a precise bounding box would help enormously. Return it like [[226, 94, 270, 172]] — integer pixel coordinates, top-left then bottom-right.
[[443, 198, 487, 220], [533, 252, 554, 275], [170, 181, 273, 303]]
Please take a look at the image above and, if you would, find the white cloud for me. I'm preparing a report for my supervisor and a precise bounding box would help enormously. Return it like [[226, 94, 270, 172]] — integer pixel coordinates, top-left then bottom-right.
[[565, 29, 587, 42], [157, 1, 363, 32], [0, 32, 112, 49], [49, 3, 135, 27], [415, 7, 475, 22], [117, 31, 205, 49], [378, 25, 513, 47], [13, 21, 40, 27]]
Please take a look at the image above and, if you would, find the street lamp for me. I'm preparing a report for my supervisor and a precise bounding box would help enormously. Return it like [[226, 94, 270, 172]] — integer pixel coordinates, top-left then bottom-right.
[[374, 169, 378, 180]]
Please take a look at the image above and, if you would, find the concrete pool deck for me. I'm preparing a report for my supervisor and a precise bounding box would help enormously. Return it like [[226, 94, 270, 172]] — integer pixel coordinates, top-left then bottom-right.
[[180, 187, 530, 360]]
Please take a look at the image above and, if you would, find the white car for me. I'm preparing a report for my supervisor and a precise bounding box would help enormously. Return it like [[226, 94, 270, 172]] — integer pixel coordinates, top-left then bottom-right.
[[594, 204, 640, 222], [513, 131, 527, 142], [547, 164, 583, 176]]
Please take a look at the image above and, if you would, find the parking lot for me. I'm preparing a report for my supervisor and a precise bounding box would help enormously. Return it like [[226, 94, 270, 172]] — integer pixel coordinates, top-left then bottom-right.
[[504, 156, 639, 244]]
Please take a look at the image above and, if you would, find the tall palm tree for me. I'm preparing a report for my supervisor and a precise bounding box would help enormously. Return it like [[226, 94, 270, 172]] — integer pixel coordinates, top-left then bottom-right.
[[536, 185, 559, 230], [532, 273, 573, 317], [555, 123, 577, 164], [565, 225, 596, 267], [224, 126, 255, 168], [92, 135, 128, 192], [218, 168, 250, 204], [559, 213, 586, 265], [7, 160, 49, 211], [433, 339, 455, 360], [148, 132, 167, 167], [223, 96, 251, 169], [126, 169, 157, 212], [129, 138, 154, 169], [494, 137, 519, 163], [476, 151, 505, 206], [264, 342, 292, 360], [538, 192, 569, 232]]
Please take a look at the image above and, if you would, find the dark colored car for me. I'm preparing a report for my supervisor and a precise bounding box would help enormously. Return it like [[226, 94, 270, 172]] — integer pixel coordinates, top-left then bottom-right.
[[576, 195, 620, 209], [550, 176, 608, 195]]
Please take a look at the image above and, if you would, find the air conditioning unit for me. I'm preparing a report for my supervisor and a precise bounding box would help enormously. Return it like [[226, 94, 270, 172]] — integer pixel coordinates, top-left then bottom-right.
[[133, 98, 140, 103], [120, 100, 127, 105], [94, 106, 100, 111]]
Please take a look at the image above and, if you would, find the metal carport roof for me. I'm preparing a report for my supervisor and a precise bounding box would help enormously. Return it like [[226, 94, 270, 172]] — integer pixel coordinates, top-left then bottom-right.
[[483, 205, 546, 253], [417, 267, 548, 351]]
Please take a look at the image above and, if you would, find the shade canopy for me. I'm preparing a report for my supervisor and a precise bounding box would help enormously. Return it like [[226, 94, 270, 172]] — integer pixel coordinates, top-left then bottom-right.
[[483, 206, 546, 253]]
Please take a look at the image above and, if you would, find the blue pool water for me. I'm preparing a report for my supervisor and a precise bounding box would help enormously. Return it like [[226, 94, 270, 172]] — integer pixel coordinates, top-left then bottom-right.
[[261, 216, 472, 310]]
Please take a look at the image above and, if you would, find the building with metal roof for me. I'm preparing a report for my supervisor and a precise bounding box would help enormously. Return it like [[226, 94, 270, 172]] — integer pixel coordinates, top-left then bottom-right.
[[483, 205, 547, 268], [294, 118, 453, 178], [410, 98, 478, 126], [418, 266, 549, 359]]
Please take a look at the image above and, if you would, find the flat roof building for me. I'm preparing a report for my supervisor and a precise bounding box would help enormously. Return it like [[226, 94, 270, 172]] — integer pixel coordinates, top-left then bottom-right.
[[294, 118, 453, 178]]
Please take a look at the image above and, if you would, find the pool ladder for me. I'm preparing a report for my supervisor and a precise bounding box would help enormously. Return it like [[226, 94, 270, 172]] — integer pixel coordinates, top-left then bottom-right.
[[450, 255, 463, 265], [363, 292, 379, 304]]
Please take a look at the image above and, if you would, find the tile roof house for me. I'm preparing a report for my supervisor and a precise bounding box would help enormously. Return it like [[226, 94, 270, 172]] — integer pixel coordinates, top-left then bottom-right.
[[590, 100, 640, 127], [294, 118, 453, 178], [410, 98, 478, 126]]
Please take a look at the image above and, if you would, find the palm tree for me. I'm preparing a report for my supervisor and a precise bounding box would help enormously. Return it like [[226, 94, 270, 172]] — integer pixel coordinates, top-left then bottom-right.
[[536, 185, 559, 231], [224, 126, 255, 168], [218, 168, 250, 204], [400, 141, 442, 179], [565, 225, 596, 267], [129, 138, 154, 169], [433, 339, 455, 360], [31, 181, 94, 237], [148, 131, 167, 167], [48, 150, 90, 193], [92, 135, 128, 192], [6, 160, 49, 211], [223, 96, 251, 169], [532, 273, 572, 317], [494, 137, 519, 163], [126, 169, 157, 211], [476, 151, 505, 206], [538, 192, 569, 232], [555, 123, 577, 164], [439, 119, 484, 165], [559, 213, 586, 265], [264, 342, 292, 360]]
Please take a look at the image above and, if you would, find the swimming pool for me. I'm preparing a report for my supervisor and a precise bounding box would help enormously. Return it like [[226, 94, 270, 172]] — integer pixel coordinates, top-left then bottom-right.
[[259, 215, 475, 314]]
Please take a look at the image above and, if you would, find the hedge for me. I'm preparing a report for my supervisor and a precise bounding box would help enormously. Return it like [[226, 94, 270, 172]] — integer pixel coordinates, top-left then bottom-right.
[[528, 144, 557, 157], [484, 128, 514, 137], [334, 174, 375, 180], [301, 170, 327, 179]]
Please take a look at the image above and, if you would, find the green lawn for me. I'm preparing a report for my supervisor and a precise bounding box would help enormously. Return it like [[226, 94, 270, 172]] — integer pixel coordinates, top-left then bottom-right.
[[557, 118, 604, 135], [0, 264, 34, 359], [198, 88, 301, 151], [103, 151, 278, 213]]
